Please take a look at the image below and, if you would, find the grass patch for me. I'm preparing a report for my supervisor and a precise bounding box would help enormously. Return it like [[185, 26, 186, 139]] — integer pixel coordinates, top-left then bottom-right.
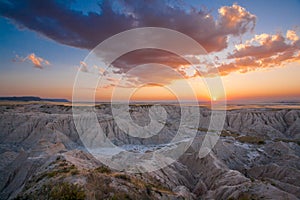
[[15, 182, 85, 200], [197, 127, 208, 132], [84, 173, 144, 199], [237, 192, 259, 200], [220, 130, 240, 138], [45, 167, 71, 178], [114, 174, 131, 182], [70, 169, 79, 175], [47, 182, 85, 200], [85, 174, 113, 199], [237, 135, 265, 145], [36, 161, 79, 180], [274, 138, 300, 146], [111, 192, 132, 200], [197, 127, 220, 133], [142, 176, 172, 195], [95, 165, 112, 174]]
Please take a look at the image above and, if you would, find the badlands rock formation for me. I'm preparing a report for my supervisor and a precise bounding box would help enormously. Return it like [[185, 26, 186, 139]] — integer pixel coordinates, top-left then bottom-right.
[[0, 103, 299, 199]]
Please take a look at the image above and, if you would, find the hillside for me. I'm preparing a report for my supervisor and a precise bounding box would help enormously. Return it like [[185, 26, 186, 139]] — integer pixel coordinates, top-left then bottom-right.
[[0, 103, 299, 199]]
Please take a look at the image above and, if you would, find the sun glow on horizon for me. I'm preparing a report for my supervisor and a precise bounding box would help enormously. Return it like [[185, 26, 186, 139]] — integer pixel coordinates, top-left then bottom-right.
[[1, 1, 299, 102]]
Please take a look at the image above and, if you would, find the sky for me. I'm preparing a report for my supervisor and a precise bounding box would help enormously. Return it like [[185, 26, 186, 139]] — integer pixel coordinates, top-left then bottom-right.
[[0, 0, 300, 102]]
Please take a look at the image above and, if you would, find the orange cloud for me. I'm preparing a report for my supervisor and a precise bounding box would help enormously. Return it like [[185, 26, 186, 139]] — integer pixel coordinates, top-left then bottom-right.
[[211, 31, 300, 76], [14, 53, 50, 69], [218, 4, 256, 35], [27, 53, 50, 69], [286, 30, 299, 42], [229, 33, 290, 59], [79, 29, 300, 89]]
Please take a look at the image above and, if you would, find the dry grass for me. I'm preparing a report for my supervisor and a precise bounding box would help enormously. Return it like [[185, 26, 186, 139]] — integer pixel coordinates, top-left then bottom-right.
[[274, 138, 300, 146], [94, 165, 112, 174], [220, 130, 240, 138], [15, 182, 85, 200], [236, 135, 265, 144]]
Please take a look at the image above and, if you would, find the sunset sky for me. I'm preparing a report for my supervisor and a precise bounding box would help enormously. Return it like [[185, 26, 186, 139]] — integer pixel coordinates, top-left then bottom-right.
[[0, 0, 300, 102]]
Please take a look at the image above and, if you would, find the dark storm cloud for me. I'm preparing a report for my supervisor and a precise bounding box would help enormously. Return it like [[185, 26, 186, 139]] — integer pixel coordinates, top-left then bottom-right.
[[0, 0, 256, 52]]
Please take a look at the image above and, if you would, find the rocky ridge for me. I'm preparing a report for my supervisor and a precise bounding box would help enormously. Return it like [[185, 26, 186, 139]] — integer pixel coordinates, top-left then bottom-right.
[[0, 103, 299, 199]]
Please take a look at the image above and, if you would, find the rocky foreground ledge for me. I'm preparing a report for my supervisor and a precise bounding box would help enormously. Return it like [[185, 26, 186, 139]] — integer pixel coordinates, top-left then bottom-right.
[[0, 103, 299, 199]]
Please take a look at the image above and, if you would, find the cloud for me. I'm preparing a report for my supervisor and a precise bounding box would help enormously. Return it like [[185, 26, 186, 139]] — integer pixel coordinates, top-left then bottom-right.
[[27, 53, 49, 69], [209, 30, 300, 76], [229, 33, 290, 59], [78, 30, 300, 86], [5, 1, 298, 83], [77, 58, 187, 88], [13, 53, 50, 69], [286, 30, 299, 42], [0, 0, 260, 85], [0, 1, 256, 53], [126, 63, 185, 85], [218, 4, 256, 35], [78, 61, 89, 72], [111, 49, 191, 73]]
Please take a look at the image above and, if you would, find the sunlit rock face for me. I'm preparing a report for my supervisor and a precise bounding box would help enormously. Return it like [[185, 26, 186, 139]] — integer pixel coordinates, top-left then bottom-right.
[[0, 103, 299, 199]]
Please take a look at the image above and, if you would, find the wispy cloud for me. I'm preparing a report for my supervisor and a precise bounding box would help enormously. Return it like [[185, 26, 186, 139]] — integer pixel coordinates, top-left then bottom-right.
[[13, 53, 50, 69], [78, 61, 89, 72]]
